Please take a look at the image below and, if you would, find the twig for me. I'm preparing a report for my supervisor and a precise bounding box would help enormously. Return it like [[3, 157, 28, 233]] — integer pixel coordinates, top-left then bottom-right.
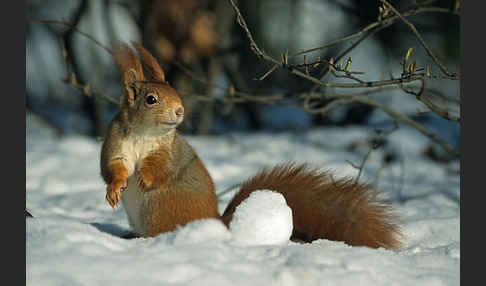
[[303, 90, 457, 156], [36, 17, 286, 107], [310, 26, 387, 91], [66, 73, 120, 106], [346, 147, 374, 184], [290, 5, 458, 58], [35, 12, 459, 157], [347, 122, 397, 184], [227, 0, 459, 157], [372, 121, 398, 187], [302, 86, 406, 113], [419, 94, 460, 122], [227, 0, 437, 89], [33, 18, 120, 106], [380, 0, 457, 77], [34, 20, 401, 109], [231, 0, 265, 59], [33, 18, 112, 54], [374, 119, 399, 136], [353, 96, 458, 156], [398, 75, 459, 122], [258, 64, 279, 81], [173, 61, 284, 103]]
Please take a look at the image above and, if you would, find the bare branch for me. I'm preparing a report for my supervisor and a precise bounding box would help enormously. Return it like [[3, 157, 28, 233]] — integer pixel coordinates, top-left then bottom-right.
[[350, 96, 458, 156], [380, 0, 458, 78], [172, 61, 284, 103], [34, 18, 120, 106], [227, 1, 448, 90], [346, 147, 373, 184], [397, 75, 460, 122], [290, 5, 459, 58], [227, 0, 459, 157], [33, 18, 113, 54], [34, 9, 459, 157], [347, 122, 398, 184]]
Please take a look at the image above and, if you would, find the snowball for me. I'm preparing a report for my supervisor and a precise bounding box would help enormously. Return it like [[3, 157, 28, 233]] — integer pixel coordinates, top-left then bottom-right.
[[173, 218, 232, 245], [229, 190, 293, 246]]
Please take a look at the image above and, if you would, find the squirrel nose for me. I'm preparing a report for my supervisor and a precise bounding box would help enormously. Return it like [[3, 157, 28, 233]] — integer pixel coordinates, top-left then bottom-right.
[[175, 107, 184, 118]]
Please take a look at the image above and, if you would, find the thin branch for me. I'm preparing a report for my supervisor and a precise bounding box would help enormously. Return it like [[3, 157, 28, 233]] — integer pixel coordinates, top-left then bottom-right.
[[34, 18, 120, 106], [227, 1, 436, 90], [301, 86, 402, 100], [33, 18, 112, 54], [310, 26, 387, 91], [398, 75, 459, 122], [34, 11, 459, 157], [173, 61, 284, 103], [346, 147, 373, 184], [351, 96, 458, 156], [227, 0, 459, 157], [36, 17, 286, 106], [290, 5, 459, 58], [66, 73, 120, 106], [34, 17, 395, 109], [374, 119, 399, 136], [303, 90, 457, 156], [419, 94, 460, 122], [380, 0, 457, 77], [230, 0, 265, 59], [346, 122, 398, 184]]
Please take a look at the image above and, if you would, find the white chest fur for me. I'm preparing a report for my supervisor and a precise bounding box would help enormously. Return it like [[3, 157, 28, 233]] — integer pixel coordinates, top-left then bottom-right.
[[119, 135, 167, 175], [118, 133, 172, 236], [121, 175, 147, 235]]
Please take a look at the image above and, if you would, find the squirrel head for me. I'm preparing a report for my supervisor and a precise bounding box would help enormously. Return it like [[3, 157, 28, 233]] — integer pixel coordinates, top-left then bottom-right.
[[112, 41, 184, 135]]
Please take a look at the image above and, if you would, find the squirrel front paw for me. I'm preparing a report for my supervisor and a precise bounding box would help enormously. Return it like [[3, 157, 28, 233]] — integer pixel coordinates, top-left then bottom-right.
[[137, 169, 153, 193], [106, 179, 127, 207], [137, 154, 168, 192]]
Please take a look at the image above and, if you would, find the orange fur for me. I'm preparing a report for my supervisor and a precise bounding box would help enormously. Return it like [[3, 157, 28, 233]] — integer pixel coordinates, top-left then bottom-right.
[[112, 43, 144, 83], [102, 159, 128, 184], [141, 134, 220, 236], [144, 185, 220, 236], [131, 41, 166, 82], [222, 163, 402, 249], [138, 152, 171, 193], [104, 160, 128, 208]]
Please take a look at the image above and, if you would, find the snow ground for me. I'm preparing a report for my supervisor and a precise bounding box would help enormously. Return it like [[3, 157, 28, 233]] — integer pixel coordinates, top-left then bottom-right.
[[26, 112, 460, 286]]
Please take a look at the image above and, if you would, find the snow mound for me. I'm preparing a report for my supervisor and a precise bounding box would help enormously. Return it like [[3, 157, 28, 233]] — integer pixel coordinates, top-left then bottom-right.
[[230, 190, 293, 246], [172, 218, 232, 245]]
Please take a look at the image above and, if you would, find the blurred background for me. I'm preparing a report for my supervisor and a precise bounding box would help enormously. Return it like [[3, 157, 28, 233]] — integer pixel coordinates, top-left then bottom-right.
[[26, 0, 460, 158]]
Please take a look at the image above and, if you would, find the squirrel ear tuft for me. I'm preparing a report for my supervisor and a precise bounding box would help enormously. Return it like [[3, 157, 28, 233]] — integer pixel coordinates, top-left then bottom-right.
[[123, 68, 138, 86], [112, 43, 144, 84], [130, 41, 166, 82], [123, 69, 138, 104]]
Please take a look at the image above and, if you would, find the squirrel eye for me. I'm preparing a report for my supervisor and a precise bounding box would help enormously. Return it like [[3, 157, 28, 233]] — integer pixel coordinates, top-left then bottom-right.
[[146, 95, 157, 105]]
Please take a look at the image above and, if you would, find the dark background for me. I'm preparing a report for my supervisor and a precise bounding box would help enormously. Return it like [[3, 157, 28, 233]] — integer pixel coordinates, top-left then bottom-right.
[[26, 0, 460, 154]]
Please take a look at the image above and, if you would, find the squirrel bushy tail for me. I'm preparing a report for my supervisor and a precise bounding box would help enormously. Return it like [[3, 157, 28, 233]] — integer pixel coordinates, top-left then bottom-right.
[[222, 163, 402, 249]]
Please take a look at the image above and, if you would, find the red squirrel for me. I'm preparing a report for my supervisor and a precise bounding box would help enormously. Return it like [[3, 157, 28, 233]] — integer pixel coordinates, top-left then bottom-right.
[[100, 42, 402, 249]]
